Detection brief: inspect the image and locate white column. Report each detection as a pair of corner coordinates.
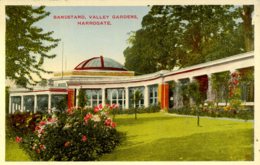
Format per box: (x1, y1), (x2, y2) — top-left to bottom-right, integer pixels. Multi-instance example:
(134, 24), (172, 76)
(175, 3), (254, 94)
(122, 90), (125, 108)
(48, 94), (51, 110)
(207, 74), (213, 102)
(125, 87), (129, 109)
(21, 95), (24, 112)
(102, 88), (106, 106)
(9, 96), (12, 114)
(144, 86), (149, 107)
(189, 77), (194, 106)
(34, 95), (37, 113)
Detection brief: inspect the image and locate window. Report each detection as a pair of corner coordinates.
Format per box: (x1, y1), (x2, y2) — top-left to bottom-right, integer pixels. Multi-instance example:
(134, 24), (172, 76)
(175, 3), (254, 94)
(149, 85), (158, 105)
(37, 95), (48, 113)
(107, 88), (126, 108)
(10, 96), (21, 113)
(51, 94), (67, 112)
(85, 89), (102, 107)
(24, 95), (34, 112)
(129, 87), (144, 108)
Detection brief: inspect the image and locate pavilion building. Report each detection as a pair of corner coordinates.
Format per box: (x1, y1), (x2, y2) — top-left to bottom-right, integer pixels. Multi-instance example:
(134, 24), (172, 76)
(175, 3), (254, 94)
(8, 52), (254, 114)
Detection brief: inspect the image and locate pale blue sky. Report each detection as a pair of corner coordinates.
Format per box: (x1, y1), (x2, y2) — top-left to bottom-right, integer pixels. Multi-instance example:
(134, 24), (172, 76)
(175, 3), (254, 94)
(38, 6), (150, 78)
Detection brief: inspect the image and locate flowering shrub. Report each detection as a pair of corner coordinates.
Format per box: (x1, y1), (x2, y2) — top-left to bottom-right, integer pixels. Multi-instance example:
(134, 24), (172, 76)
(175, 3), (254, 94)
(11, 104), (122, 161)
(6, 112), (43, 137)
(228, 71), (243, 110)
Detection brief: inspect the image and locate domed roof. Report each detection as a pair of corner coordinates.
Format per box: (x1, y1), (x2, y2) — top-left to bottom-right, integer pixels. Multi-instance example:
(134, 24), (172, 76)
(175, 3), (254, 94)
(74, 56), (127, 71)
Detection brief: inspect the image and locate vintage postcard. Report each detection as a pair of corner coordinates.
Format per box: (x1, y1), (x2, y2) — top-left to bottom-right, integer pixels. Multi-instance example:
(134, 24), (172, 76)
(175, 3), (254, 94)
(1, 0), (259, 164)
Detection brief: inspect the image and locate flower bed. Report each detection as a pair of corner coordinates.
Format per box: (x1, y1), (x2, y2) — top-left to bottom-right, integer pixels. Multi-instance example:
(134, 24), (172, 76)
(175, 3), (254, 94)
(7, 105), (123, 161)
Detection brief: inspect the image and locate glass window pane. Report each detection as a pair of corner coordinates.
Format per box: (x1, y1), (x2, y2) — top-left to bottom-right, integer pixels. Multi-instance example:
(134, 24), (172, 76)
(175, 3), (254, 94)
(37, 95), (48, 113)
(24, 95), (34, 112)
(51, 95), (67, 112)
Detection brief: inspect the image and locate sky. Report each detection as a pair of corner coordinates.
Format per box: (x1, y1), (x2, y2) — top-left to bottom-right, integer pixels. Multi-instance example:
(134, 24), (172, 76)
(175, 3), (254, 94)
(37, 6), (150, 79)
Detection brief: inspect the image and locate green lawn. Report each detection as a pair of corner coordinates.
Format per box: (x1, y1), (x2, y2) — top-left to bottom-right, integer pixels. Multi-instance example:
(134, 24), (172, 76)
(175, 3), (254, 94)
(5, 112), (253, 161)
(6, 137), (30, 161)
(100, 112), (253, 161)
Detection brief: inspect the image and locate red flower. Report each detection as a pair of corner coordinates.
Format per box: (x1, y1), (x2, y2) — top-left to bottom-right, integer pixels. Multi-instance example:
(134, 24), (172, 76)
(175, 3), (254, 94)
(67, 108), (73, 114)
(35, 125), (41, 131)
(15, 136), (22, 143)
(111, 122), (117, 128)
(104, 118), (112, 126)
(39, 121), (46, 126)
(94, 104), (103, 113)
(110, 104), (118, 110)
(48, 117), (57, 123)
(82, 135), (87, 142)
(84, 113), (92, 122)
(40, 144), (46, 150)
(64, 141), (71, 147)
(36, 149), (41, 154)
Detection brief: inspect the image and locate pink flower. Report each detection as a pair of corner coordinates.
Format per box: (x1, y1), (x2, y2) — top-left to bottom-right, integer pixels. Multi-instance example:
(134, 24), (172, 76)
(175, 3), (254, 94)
(40, 144), (46, 151)
(67, 108), (73, 114)
(39, 121), (46, 126)
(35, 125), (41, 131)
(82, 135), (87, 142)
(94, 104), (103, 113)
(15, 136), (22, 143)
(36, 148), (41, 154)
(111, 122), (117, 128)
(110, 104), (118, 110)
(104, 118), (112, 126)
(48, 117), (57, 123)
(84, 113), (93, 122)
(64, 141), (71, 147)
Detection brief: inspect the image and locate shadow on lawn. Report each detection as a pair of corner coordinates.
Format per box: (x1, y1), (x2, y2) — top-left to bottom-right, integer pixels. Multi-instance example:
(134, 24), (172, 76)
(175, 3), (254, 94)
(102, 128), (254, 161)
(114, 115), (176, 126)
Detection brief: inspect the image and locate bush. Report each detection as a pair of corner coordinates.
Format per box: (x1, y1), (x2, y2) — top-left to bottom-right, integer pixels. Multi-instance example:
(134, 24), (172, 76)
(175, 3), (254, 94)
(168, 106), (254, 120)
(115, 105), (161, 114)
(9, 105), (123, 161)
(6, 112), (43, 137)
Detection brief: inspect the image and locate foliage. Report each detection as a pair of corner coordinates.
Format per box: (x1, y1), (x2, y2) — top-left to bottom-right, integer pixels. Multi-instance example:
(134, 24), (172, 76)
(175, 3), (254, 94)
(6, 6), (60, 88)
(124, 5), (253, 74)
(116, 105), (161, 114)
(188, 81), (201, 105)
(6, 113), (253, 161)
(178, 81), (190, 107)
(132, 90), (143, 119)
(10, 105), (122, 161)
(168, 106), (253, 120)
(6, 86), (10, 114)
(77, 88), (86, 108)
(228, 71), (242, 110)
(210, 71), (230, 106)
(6, 112), (43, 137)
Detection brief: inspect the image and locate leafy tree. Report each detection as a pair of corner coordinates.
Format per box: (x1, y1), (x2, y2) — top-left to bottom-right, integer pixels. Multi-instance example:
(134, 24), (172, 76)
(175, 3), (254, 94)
(132, 90), (143, 119)
(77, 88), (86, 108)
(188, 81), (202, 126)
(6, 6), (60, 88)
(211, 72), (230, 107)
(124, 5), (254, 74)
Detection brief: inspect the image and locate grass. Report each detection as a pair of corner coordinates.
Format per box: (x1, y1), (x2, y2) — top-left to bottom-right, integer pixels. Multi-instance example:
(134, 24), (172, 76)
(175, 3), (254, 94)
(5, 112), (253, 161)
(100, 112), (253, 161)
(5, 137), (30, 161)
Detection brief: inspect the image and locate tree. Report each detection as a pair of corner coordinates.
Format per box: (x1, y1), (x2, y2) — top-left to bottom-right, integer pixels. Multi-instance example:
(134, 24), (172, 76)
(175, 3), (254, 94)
(124, 5), (254, 74)
(188, 81), (202, 126)
(132, 90), (143, 119)
(77, 88), (86, 108)
(6, 6), (60, 88)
